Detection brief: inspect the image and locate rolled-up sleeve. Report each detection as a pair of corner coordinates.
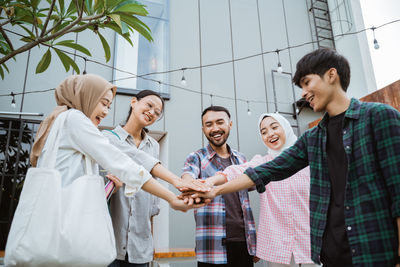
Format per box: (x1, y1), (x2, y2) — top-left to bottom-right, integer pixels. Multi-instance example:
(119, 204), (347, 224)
(68, 111), (152, 196)
(182, 152), (201, 179)
(244, 136), (309, 193)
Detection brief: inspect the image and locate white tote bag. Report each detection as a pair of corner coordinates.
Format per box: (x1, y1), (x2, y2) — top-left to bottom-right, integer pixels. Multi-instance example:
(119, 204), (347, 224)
(5, 111), (116, 267)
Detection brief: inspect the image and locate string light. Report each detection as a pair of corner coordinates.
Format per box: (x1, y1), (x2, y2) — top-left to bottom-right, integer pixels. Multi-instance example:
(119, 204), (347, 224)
(1, 19), (399, 110)
(210, 94), (213, 106)
(180, 68), (187, 86)
(247, 101), (251, 116)
(83, 57), (87, 74)
(276, 49), (283, 73)
(371, 26), (380, 49)
(11, 92), (16, 108)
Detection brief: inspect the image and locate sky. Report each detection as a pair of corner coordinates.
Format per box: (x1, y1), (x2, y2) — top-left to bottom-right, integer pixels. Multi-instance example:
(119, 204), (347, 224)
(359, 0), (400, 89)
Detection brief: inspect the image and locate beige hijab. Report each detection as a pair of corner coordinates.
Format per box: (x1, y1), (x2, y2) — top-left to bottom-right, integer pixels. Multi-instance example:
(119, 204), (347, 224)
(30, 74), (117, 166)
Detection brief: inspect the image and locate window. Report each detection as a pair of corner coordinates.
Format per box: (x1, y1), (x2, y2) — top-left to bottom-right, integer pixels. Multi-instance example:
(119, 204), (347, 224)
(113, 0), (170, 98)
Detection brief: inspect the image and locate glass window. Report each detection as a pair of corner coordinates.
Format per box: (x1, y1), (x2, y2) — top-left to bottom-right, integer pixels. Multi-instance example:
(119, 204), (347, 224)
(113, 0), (169, 97)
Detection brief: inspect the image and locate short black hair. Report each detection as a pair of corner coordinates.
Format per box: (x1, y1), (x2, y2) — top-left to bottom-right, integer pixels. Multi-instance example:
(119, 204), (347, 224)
(125, 90), (164, 123)
(201, 105), (231, 121)
(292, 48), (351, 91)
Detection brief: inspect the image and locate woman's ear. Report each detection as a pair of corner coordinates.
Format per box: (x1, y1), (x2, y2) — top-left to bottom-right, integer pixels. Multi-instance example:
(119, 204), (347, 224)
(130, 97), (138, 108)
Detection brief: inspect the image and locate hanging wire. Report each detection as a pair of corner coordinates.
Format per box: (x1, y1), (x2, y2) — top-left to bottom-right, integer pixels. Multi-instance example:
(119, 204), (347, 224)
(1, 18), (399, 103)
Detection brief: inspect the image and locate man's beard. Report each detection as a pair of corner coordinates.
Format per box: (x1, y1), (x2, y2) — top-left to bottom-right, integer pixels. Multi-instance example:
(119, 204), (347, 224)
(206, 131), (230, 147)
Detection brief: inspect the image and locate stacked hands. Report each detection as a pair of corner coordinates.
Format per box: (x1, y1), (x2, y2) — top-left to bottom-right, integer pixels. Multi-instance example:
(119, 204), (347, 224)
(106, 173), (221, 212)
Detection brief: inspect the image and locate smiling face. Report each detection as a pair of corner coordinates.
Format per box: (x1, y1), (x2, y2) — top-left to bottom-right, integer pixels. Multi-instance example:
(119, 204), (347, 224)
(202, 111), (232, 148)
(260, 116), (286, 151)
(130, 95), (163, 127)
(90, 89), (113, 127)
(299, 69), (337, 113)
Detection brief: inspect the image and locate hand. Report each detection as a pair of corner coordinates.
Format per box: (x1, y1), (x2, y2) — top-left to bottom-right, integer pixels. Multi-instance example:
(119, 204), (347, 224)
(253, 256), (260, 263)
(175, 179), (211, 192)
(169, 195), (209, 212)
(106, 174), (123, 192)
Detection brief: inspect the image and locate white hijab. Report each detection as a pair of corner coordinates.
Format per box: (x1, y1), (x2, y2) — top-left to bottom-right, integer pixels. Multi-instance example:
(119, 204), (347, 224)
(257, 112), (298, 158)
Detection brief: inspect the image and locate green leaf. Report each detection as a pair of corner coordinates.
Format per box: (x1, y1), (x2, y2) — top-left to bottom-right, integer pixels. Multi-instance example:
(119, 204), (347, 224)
(104, 21), (132, 45)
(55, 40), (92, 56)
(98, 32), (110, 62)
(108, 14), (121, 29)
(93, 0), (104, 12)
(0, 65), (4, 80)
(118, 13), (152, 42)
(2, 62), (9, 73)
(65, 0), (77, 16)
(20, 36), (33, 42)
(54, 48), (80, 74)
(113, 2), (148, 16)
(35, 49), (51, 73)
(19, 24), (36, 39)
(30, 0), (40, 9)
(59, 0), (64, 14)
(85, 0), (92, 14)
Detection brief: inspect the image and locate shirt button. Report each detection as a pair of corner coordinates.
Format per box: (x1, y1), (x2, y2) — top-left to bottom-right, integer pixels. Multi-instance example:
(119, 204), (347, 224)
(123, 247), (126, 250)
(345, 146), (351, 151)
(347, 226), (352, 231)
(345, 206), (350, 210)
(351, 249), (356, 254)
(343, 130), (347, 134)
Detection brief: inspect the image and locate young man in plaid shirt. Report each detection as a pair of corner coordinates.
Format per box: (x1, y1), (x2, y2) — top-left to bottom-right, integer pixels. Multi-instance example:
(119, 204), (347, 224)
(193, 48), (400, 267)
(182, 105), (257, 267)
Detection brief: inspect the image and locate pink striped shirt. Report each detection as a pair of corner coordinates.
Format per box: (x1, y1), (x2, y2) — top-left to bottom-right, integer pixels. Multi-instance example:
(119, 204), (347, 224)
(222, 154), (313, 264)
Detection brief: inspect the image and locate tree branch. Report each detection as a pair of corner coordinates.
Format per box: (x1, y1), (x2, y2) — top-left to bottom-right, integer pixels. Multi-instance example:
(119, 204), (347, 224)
(0, 20), (98, 65)
(40, 0), (57, 37)
(0, 26), (14, 51)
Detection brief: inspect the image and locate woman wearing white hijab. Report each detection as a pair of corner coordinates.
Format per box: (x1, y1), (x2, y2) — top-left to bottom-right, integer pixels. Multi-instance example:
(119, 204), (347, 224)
(201, 113), (318, 267)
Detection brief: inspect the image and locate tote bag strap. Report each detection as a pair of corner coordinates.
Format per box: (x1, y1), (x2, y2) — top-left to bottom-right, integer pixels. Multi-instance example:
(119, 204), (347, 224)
(39, 111), (69, 169)
(84, 155), (94, 176)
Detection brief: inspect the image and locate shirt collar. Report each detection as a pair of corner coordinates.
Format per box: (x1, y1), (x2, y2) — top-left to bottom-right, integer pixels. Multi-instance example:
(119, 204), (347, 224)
(318, 98), (360, 129)
(114, 125), (150, 146)
(205, 143), (239, 160)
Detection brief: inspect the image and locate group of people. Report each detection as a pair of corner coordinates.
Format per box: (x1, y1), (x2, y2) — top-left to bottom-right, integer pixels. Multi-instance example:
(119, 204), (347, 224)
(10, 48), (400, 267)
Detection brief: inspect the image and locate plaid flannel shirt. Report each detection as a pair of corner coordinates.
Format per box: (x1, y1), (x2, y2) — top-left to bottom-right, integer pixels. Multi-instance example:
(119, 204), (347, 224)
(182, 144), (257, 264)
(245, 98), (400, 266)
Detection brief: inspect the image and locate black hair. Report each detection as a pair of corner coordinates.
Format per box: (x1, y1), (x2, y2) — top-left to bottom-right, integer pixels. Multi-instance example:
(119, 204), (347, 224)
(292, 48), (351, 92)
(201, 105), (231, 122)
(125, 90), (165, 124)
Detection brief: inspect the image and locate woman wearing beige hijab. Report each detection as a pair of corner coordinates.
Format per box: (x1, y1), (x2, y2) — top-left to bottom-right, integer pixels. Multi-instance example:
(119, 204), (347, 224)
(31, 74), (197, 210)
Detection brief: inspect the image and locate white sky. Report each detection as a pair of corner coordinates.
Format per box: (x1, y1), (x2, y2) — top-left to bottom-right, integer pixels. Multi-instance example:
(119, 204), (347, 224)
(359, 0), (400, 89)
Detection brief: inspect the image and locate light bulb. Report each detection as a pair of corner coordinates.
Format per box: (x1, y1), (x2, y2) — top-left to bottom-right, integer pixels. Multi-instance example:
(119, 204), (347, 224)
(11, 93), (16, 108)
(277, 62), (283, 73)
(373, 39), (380, 49)
(181, 76), (187, 86)
(247, 109), (251, 116)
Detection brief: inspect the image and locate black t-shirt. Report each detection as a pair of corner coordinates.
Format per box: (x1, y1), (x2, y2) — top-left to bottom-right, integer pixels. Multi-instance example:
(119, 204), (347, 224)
(217, 156), (246, 242)
(320, 112), (353, 266)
